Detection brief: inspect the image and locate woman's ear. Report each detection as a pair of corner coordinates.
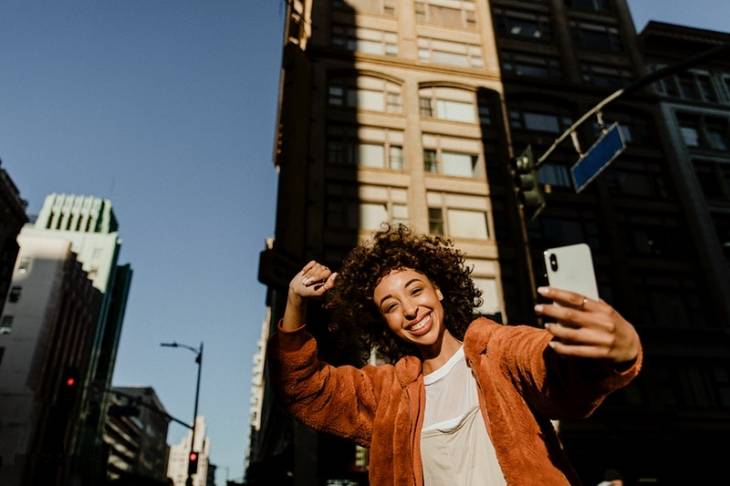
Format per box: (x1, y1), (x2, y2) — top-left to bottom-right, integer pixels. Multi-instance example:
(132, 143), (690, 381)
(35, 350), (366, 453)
(436, 288), (444, 301)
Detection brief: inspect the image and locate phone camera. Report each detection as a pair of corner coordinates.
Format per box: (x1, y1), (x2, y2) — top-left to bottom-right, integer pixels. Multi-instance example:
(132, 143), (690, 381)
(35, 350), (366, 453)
(549, 253), (558, 272)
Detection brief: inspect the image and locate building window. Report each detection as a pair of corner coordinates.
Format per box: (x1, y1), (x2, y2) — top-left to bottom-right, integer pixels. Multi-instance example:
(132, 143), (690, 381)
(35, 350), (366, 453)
(0, 316), (13, 335)
(680, 126), (700, 147)
(678, 113), (730, 152)
(428, 208), (445, 235)
(494, 9), (552, 41)
(529, 209), (601, 249)
(18, 257), (31, 274)
(0, 347), (4, 367)
(422, 133), (483, 177)
(502, 51), (561, 79)
(510, 110), (572, 134)
(327, 126), (404, 170)
(8, 286), (21, 303)
(326, 184), (409, 231)
(332, 25), (398, 56)
(419, 87), (478, 123)
(428, 208), (489, 239)
(448, 209), (489, 239)
(414, 0), (478, 30)
(604, 161), (670, 200)
(360, 202), (389, 230)
(620, 213), (690, 259)
(417, 37), (484, 69)
(565, 0), (610, 12)
(328, 76), (402, 114)
(423, 149), (478, 177)
(571, 22), (622, 52)
(658, 70), (720, 103)
(428, 192), (490, 239)
(334, 0), (395, 16)
(581, 63), (632, 88)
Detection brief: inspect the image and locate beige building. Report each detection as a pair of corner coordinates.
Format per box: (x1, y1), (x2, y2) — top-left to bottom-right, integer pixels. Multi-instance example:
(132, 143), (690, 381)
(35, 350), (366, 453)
(0, 233), (100, 486)
(251, 0), (510, 484)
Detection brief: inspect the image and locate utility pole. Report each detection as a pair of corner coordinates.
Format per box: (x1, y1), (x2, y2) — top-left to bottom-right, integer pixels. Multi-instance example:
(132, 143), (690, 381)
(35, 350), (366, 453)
(161, 341), (203, 486)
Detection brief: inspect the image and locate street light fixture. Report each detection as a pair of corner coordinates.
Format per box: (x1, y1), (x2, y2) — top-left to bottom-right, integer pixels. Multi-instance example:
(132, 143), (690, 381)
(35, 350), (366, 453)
(161, 340), (203, 486)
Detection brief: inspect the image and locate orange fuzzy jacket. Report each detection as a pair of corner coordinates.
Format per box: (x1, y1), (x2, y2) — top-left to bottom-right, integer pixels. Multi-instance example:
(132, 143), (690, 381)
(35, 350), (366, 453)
(270, 317), (642, 485)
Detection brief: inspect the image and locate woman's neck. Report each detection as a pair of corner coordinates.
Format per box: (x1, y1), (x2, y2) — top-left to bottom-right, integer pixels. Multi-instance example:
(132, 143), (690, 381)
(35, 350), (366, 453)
(421, 330), (462, 375)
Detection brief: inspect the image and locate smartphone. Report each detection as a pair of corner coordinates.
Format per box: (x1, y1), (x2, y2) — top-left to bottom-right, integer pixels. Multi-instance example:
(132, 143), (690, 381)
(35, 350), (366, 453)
(543, 243), (599, 301)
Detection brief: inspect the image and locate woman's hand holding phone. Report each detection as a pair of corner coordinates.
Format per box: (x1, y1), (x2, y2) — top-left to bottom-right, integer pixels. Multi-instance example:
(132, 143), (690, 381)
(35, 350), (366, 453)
(534, 287), (641, 366)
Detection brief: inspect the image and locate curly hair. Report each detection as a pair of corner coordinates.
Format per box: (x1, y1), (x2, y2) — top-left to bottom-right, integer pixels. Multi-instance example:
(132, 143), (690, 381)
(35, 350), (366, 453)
(326, 224), (482, 363)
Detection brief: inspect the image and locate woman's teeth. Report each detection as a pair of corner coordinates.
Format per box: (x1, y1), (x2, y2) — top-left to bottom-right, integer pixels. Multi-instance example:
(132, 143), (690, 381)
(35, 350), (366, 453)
(410, 315), (430, 331)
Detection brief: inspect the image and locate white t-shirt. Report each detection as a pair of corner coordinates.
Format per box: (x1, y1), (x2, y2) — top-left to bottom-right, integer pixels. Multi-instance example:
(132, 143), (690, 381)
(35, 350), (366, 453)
(421, 346), (507, 485)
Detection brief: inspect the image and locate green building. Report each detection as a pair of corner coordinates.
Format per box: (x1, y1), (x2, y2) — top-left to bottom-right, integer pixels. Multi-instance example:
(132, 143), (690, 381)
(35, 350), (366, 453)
(24, 193), (133, 485)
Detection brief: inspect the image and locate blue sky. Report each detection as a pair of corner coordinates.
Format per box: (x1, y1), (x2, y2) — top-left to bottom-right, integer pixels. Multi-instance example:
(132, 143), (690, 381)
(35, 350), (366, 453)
(0, 1), (726, 484)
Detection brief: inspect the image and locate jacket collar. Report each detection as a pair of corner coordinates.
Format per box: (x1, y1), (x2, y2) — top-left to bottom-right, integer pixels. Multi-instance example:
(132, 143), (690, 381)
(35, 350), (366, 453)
(393, 317), (494, 386)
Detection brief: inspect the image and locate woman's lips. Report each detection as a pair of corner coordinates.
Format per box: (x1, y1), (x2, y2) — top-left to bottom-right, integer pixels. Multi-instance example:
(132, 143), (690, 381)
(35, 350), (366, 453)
(406, 313), (432, 337)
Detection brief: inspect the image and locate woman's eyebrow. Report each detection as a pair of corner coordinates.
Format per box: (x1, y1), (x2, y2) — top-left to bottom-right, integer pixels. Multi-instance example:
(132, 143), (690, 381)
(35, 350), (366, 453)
(405, 278), (423, 288)
(378, 294), (394, 307)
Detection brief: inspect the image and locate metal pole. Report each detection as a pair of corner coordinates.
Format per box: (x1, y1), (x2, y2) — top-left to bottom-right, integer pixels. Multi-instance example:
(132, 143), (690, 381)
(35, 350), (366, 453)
(187, 342), (203, 486)
(536, 42), (730, 167)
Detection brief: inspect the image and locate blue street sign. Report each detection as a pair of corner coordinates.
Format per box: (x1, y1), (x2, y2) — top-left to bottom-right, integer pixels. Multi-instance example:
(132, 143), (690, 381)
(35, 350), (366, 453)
(571, 122), (626, 193)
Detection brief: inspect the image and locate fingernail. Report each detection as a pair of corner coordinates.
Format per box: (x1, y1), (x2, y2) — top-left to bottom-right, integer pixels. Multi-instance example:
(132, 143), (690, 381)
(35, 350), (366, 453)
(537, 287), (549, 296)
(544, 322), (553, 329)
(534, 304), (543, 313)
(548, 341), (557, 348)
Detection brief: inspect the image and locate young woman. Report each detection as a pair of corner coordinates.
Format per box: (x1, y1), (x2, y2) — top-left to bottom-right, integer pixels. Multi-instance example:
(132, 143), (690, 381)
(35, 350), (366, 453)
(271, 226), (641, 485)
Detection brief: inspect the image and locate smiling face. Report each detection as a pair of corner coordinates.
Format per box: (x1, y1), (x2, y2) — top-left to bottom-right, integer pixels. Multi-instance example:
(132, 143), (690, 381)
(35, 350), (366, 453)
(373, 268), (447, 356)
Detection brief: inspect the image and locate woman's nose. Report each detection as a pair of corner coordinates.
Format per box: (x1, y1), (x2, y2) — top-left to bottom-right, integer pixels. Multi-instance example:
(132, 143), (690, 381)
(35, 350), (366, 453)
(402, 299), (418, 318)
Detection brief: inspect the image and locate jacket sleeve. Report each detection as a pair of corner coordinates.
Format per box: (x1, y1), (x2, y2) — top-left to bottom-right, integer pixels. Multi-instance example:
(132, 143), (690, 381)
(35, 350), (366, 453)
(492, 323), (642, 419)
(268, 324), (384, 447)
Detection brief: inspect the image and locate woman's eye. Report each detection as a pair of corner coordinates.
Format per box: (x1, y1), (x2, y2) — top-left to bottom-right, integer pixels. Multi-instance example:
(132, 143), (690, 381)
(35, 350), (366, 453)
(385, 303), (397, 313)
(411, 288), (422, 295)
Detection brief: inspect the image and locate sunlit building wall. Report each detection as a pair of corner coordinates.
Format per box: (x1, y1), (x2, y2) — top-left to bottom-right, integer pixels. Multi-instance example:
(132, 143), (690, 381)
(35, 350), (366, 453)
(0, 233), (100, 486)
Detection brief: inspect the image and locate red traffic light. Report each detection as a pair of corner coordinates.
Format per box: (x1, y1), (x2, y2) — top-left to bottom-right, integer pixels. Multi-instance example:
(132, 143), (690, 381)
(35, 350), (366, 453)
(188, 451), (199, 474)
(65, 376), (76, 387)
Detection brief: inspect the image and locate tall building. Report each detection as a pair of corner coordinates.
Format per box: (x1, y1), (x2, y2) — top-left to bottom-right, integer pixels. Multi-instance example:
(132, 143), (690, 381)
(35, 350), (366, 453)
(21, 193), (133, 484)
(635, 19), (730, 481)
(166, 416), (212, 486)
(0, 159), (28, 317)
(0, 233), (101, 486)
(104, 386), (171, 483)
(251, 1), (509, 484)
(489, 2), (730, 482)
(249, 1), (730, 484)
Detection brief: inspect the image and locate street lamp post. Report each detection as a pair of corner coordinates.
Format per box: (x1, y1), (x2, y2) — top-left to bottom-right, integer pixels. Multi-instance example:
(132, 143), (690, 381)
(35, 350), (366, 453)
(161, 341), (203, 486)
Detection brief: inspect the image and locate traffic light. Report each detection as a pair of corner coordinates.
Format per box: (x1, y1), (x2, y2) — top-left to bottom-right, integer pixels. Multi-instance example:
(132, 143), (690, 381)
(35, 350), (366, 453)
(188, 451), (199, 474)
(511, 146), (546, 219)
(58, 366), (80, 408)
